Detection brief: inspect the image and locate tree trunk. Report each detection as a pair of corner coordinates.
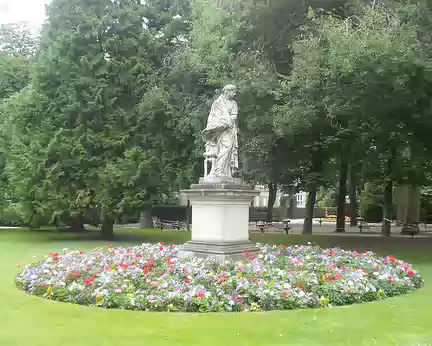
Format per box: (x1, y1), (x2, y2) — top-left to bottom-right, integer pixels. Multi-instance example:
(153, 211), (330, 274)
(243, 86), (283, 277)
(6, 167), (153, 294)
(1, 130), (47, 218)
(336, 157), (348, 232)
(69, 214), (86, 232)
(101, 218), (114, 239)
(266, 182), (278, 222)
(348, 165), (358, 227)
(139, 210), (153, 229)
(303, 189), (317, 235)
(381, 153), (395, 237)
(381, 179), (393, 236)
(397, 185), (421, 235)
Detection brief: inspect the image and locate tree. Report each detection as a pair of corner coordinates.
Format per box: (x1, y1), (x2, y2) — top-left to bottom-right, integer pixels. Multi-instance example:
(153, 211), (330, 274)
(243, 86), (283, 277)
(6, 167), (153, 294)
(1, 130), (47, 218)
(280, 2), (432, 236)
(0, 23), (37, 101)
(6, 0), (196, 236)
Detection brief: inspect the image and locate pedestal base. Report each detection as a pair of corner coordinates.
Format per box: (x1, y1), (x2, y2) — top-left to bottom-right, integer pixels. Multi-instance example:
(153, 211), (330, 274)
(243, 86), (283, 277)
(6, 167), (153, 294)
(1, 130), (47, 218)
(180, 182), (259, 264)
(179, 240), (259, 264)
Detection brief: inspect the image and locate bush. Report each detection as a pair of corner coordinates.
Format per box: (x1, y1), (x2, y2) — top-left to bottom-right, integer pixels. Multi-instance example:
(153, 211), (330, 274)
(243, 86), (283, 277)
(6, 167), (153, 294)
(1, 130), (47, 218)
(359, 183), (386, 222)
(0, 203), (24, 226)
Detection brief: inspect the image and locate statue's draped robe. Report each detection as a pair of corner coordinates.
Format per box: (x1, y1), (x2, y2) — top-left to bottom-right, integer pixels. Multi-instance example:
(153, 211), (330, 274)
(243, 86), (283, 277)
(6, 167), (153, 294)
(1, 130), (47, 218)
(202, 96), (238, 179)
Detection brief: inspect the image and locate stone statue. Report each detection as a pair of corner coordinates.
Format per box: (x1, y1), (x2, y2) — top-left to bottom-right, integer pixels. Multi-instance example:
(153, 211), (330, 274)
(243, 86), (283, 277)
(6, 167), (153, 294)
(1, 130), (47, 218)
(202, 84), (239, 182)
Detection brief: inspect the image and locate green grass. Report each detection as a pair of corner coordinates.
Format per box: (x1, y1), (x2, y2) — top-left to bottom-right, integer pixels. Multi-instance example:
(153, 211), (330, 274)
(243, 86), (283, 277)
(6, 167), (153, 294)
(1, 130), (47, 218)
(1, 228), (432, 346)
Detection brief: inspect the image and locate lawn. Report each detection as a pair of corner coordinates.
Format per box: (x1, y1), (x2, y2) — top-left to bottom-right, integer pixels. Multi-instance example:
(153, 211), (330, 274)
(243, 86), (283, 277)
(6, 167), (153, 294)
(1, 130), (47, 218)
(1, 229), (431, 346)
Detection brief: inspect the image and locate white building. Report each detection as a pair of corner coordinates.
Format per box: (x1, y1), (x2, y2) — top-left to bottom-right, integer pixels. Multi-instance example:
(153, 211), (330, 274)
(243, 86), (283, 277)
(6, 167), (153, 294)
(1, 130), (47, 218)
(251, 185), (307, 208)
(179, 185), (308, 208)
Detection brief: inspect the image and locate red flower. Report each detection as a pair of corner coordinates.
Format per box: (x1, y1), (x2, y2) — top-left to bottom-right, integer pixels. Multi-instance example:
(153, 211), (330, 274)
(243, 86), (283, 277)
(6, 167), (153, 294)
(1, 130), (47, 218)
(283, 290), (290, 297)
(170, 244), (175, 248)
(104, 266), (111, 271)
(329, 250), (335, 256)
(335, 274), (341, 280)
(183, 268), (188, 274)
(84, 277), (95, 285)
(143, 268), (150, 274)
(16, 264), (23, 269)
(160, 242), (165, 245)
(159, 247), (164, 251)
(136, 254), (142, 259)
(197, 291), (205, 299)
(281, 245), (287, 250)
(53, 257), (60, 262)
(296, 285), (305, 290)
(161, 272), (165, 276)
(120, 263), (128, 269)
(107, 244), (113, 248)
(408, 271), (416, 277)
(185, 278), (190, 284)
(79, 251), (85, 255)
(245, 251), (251, 257)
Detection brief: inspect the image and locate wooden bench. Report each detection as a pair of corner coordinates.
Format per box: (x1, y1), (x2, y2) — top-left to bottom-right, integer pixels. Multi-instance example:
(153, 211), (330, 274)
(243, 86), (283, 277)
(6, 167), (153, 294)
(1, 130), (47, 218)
(358, 218), (372, 232)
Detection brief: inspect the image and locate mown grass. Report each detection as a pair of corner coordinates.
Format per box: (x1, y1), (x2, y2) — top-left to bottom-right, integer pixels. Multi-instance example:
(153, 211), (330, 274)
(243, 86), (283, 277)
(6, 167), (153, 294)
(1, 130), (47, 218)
(1, 228), (431, 346)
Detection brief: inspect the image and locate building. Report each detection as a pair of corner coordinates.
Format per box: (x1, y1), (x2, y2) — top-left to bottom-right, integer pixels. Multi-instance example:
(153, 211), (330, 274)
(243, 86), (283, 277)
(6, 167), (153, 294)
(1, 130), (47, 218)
(251, 185), (307, 208)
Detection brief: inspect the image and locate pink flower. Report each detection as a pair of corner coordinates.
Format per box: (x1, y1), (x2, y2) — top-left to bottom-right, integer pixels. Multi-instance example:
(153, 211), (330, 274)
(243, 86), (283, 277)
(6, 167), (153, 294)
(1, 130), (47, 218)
(168, 268), (174, 273)
(408, 271), (415, 277)
(114, 288), (122, 294)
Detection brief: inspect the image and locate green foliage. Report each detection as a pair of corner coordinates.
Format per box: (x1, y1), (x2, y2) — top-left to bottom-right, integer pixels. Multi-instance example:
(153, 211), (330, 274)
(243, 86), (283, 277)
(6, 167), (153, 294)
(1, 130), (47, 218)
(4, 0), (197, 231)
(359, 183), (385, 222)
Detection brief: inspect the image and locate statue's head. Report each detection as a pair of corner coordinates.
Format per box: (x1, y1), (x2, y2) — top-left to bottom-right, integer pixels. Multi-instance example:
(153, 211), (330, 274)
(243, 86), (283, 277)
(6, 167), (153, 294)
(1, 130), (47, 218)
(222, 84), (237, 100)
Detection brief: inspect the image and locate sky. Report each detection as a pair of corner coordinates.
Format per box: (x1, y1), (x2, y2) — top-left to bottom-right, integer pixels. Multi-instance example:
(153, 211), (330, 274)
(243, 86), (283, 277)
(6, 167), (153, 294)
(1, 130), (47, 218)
(0, 0), (50, 27)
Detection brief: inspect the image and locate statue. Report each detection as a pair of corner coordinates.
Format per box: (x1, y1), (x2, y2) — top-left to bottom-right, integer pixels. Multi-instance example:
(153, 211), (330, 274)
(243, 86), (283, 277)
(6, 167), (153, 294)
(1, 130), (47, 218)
(202, 84), (239, 182)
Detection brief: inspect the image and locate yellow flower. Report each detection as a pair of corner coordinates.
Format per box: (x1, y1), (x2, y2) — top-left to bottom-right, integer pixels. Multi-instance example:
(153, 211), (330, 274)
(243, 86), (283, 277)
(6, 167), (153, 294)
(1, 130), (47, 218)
(44, 285), (53, 298)
(250, 302), (260, 311)
(320, 296), (330, 306)
(96, 295), (104, 304)
(237, 273), (243, 279)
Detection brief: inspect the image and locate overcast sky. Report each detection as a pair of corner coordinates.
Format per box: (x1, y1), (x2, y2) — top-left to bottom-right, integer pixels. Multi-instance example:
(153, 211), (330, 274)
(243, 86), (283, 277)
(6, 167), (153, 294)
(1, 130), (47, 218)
(0, 0), (50, 27)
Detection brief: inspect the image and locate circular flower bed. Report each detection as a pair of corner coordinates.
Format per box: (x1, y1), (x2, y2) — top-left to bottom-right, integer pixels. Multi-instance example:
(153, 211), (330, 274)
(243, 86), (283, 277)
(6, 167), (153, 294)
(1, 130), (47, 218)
(16, 243), (423, 312)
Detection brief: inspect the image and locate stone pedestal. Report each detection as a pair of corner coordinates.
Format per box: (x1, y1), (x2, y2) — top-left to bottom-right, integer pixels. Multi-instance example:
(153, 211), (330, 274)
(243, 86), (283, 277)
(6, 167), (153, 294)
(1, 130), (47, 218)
(179, 182), (259, 264)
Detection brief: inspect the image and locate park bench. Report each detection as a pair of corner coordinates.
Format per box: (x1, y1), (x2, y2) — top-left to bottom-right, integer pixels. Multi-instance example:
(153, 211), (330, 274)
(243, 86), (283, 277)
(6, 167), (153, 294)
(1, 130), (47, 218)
(275, 221), (292, 234)
(255, 220), (292, 234)
(358, 218), (372, 232)
(154, 220), (188, 231)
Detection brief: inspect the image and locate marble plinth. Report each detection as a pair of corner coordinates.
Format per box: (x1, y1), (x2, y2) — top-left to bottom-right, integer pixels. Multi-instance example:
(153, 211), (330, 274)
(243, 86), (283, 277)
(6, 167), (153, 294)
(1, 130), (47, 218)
(179, 182), (259, 264)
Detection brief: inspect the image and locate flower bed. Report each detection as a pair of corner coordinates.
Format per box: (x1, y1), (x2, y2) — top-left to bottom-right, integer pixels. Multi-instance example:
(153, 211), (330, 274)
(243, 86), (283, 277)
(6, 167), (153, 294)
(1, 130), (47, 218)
(16, 243), (423, 312)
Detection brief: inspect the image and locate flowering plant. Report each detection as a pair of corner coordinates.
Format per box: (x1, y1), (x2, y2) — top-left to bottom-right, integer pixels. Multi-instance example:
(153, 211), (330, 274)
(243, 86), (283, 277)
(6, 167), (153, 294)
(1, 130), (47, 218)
(16, 243), (423, 312)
